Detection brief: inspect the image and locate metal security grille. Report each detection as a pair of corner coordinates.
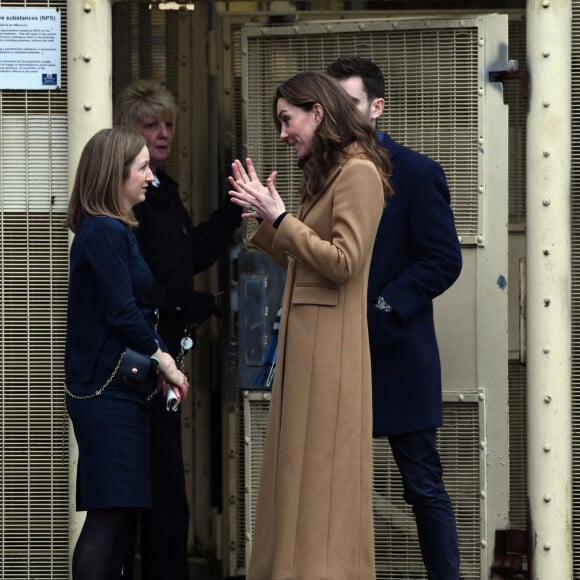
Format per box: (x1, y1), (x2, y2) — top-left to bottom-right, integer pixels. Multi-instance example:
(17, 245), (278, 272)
(508, 359), (527, 531)
(506, 15), (527, 224)
(239, 16), (511, 578)
(244, 395), (482, 579)
(242, 18), (483, 243)
(0, 1), (69, 578)
(571, 1), (580, 577)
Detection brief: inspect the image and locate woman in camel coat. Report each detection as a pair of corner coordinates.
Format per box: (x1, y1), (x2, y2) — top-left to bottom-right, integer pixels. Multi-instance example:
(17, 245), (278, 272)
(229, 71), (392, 580)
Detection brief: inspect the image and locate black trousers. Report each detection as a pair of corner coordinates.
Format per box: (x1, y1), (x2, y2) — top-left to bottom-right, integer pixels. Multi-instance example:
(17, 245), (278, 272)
(388, 429), (460, 580)
(123, 394), (190, 580)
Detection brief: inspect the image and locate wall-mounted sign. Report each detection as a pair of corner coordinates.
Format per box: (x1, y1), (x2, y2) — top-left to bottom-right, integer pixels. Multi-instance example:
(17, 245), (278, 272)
(0, 8), (61, 90)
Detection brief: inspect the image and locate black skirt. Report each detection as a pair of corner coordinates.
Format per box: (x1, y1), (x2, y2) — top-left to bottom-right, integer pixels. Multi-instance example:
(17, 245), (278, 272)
(67, 386), (152, 511)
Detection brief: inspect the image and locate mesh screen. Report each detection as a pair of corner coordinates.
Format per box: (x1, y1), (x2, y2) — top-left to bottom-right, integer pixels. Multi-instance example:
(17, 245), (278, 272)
(572, 1), (580, 577)
(242, 19), (482, 241)
(0, 1), (69, 577)
(238, 16), (500, 578)
(244, 396), (482, 579)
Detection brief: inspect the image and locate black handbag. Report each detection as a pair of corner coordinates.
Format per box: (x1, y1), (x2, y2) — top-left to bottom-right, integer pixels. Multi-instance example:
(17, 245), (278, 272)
(119, 347), (156, 390)
(65, 347), (156, 400)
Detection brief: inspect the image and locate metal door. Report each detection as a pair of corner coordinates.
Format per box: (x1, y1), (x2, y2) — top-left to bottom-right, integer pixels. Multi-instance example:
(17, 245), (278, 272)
(237, 14), (510, 580)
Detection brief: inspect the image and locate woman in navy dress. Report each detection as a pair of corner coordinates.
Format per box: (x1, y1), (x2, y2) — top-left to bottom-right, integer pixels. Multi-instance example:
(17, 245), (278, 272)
(64, 127), (189, 580)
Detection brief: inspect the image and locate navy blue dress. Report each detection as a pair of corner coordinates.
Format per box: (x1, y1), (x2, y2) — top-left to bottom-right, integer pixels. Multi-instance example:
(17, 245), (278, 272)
(65, 216), (161, 511)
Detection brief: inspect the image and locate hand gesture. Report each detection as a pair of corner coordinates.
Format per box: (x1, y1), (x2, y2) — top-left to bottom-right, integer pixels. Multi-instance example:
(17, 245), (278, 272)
(228, 158), (286, 224)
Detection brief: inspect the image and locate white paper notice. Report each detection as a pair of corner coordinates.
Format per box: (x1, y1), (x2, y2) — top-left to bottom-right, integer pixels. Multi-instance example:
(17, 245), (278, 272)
(0, 8), (61, 90)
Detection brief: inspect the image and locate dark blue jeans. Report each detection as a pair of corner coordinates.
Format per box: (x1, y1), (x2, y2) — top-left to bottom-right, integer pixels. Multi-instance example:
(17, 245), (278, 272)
(388, 429), (460, 580)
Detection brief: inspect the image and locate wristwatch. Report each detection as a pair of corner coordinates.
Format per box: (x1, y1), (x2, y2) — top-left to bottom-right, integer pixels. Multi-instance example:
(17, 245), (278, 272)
(375, 296), (392, 313)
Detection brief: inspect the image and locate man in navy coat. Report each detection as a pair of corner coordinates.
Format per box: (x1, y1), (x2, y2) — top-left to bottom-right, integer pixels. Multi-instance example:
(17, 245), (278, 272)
(328, 57), (463, 580)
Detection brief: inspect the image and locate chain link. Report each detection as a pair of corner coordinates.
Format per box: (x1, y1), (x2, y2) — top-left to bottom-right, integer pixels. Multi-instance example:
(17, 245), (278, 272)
(63, 350), (126, 400)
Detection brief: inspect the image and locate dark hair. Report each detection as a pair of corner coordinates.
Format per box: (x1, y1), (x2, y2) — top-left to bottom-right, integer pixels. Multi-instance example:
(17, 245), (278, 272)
(326, 56), (385, 102)
(114, 79), (177, 128)
(67, 127), (146, 232)
(272, 71), (392, 200)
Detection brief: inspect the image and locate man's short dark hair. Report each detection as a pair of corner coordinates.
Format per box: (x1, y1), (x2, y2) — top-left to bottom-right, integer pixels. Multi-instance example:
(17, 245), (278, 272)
(326, 56), (385, 102)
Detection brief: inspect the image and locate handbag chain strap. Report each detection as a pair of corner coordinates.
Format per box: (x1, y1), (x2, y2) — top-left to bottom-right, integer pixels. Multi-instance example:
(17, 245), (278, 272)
(63, 350), (126, 400)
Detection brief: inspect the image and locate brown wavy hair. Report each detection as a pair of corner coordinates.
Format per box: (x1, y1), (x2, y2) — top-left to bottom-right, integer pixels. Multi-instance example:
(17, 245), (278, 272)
(272, 71), (392, 201)
(67, 127), (146, 232)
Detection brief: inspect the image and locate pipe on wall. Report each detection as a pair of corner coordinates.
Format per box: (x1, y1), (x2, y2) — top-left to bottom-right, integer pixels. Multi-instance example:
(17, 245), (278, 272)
(526, 0), (572, 577)
(66, 0), (114, 567)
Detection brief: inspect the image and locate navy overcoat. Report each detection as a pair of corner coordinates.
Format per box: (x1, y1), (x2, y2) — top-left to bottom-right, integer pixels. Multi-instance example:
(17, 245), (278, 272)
(368, 132), (463, 437)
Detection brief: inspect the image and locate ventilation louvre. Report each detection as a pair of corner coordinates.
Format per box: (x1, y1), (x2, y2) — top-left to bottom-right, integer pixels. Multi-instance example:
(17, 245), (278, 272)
(0, 1), (69, 577)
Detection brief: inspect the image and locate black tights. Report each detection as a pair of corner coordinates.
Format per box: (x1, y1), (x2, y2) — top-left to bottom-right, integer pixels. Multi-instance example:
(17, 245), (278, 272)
(72, 508), (137, 580)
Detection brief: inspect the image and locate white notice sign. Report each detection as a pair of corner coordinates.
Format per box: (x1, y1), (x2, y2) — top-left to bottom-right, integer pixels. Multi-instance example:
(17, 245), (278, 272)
(0, 8), (61, 90)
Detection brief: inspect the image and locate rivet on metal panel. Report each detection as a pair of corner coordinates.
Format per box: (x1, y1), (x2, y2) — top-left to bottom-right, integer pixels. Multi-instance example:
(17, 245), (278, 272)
(480, 490), (486, 499)
(543, 443), (552, 452)
(543, 100), (551, 108)
(478, 38), (484, 47)
(478, 137), (484, 145)
(477, 235), (484, 244)
(358, 23), (366, 30)
(459, 20), (466, 27)
(83, 3), (92, 13)
(544, 494), (552, 502)
(325, 25), (332, 32)
(243, 390), (249, 398)
(478, 86), (484, 96)
(544, 395), (552, 404)
(543, 543), (551, 551)
(479, 441), (485, 450)
(82, 54), (91, 63)
(543, 344), (551, 353)
(543, 249), (550, 256)
(543, 150), (550, 157)
(478, 393), (484, 401)
(478, 186), (484, 194)
(542, 0), (551, 7)
(542, 49), (551, 58)
(244, 437), (250, 446)
(542, 198), (551, 207)
(481, 540), (487, 548)
(84, 103), (92, 111)
(457, 393), (465, 401)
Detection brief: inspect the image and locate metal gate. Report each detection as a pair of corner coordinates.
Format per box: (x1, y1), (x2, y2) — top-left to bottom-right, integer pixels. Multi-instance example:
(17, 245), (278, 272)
(237, 14), (510, 579)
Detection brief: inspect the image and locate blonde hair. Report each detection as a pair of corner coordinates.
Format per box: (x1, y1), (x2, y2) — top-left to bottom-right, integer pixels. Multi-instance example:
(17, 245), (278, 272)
(67, 127), (146, 232)
(114, 79), (177, 128)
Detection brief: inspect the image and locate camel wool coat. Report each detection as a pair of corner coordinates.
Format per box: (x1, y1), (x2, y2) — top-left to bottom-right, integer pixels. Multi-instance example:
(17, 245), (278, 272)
(247, 153), (384, 580)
